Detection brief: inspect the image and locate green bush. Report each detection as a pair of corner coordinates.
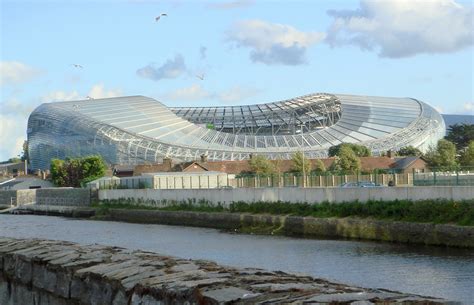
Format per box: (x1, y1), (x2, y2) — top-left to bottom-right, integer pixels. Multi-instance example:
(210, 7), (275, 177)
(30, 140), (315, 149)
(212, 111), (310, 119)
(94, 198), (474, 226)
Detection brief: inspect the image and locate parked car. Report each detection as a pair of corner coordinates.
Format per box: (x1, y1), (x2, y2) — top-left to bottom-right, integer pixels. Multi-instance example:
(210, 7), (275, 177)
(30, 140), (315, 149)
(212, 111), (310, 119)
(339, 181), (383, 187)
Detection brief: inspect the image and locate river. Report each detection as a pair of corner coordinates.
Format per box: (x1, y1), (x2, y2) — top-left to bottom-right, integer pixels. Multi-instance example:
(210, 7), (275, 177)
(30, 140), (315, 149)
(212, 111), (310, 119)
(0, 214), (473, 304)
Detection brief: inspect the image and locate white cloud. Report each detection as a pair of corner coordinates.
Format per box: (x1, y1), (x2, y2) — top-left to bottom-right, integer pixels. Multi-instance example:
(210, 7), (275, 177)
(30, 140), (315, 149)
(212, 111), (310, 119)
(162, 84), (259, 104)
(463, 102), (474, 114)
(226, 19), (326, 65)
(137, 54), (187, 81)
(0, 61), (42, 86)
(216, 86), (260, 104)
(199, 46), (207, 60)
(0, 84), (123, 160)
(326, 0), (474, 58)
(0, 114), (27, 161)
(434, 105), (444, 114)
(164, 84), (211, 101)
(88, 84), (122, 99)
(41, 90), (80, 103)
(207, 0), (254, 10)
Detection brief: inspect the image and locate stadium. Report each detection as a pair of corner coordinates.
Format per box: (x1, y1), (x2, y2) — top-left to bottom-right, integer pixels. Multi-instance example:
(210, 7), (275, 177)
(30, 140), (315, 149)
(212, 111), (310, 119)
(27, 93), (445, 170)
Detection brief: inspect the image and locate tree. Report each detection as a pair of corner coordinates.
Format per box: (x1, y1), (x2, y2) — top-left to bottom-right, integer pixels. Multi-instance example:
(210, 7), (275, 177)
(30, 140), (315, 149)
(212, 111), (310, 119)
(328, 143), (371, 157)
(460, 140), (474, 167)
(330, 146), (361, 172)
(291, 151), (312, 174)
(397, 146), (423, 157)
(445, 124), (474, 151)
(312, 159), (326, 173)
(81, 155), (107, 184)
(50, 159), (67, 186)
(21, 140), (29, 162)
(248, 155), (274, 175)
(425, 139), (458, 170)
(50, 155), (106, 187)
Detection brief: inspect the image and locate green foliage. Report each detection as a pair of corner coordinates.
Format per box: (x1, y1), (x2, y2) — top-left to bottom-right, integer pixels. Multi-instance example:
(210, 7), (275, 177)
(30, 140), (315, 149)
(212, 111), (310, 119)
(460, 140), (474, 166)
(98, 198), (474, 226)
(21, 140), (29, 162)
(312, 159), (326, 173)
(330, 146), (361, 173)
(397, 146), (423, 157)
(328, 143), (371, 157)
(50, 159), (67, 186)
(425, 139), (458, 170)
(80, 155), (107, 184)
(228, 199), (474, 226)
(50, 155), (106, 187)
(291, 151), (312, 174)
(445, 123), (474, 151)
(249, 155), (275, 175)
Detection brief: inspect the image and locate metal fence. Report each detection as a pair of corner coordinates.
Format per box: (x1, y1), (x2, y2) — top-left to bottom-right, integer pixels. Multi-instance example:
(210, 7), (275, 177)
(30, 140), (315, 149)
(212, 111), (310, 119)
(235, 171), (410, 188)
(94, 167), (474, 190)
(413, 167), (474, 186)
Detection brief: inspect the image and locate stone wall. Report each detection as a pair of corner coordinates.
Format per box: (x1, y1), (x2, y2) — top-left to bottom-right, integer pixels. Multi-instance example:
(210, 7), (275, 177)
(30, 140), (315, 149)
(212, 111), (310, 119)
(0, 237), (448, 305)
(36, 188), (90, 206)
(104, 209), (474, 248)
(1, 188), (90, 207)
(0, 190), (36, 206)
(99, 186), (474, 206)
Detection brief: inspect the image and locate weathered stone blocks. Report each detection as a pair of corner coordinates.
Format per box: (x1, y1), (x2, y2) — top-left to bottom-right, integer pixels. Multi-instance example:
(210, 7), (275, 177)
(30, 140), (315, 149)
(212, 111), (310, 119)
(0, 237), (452, 305)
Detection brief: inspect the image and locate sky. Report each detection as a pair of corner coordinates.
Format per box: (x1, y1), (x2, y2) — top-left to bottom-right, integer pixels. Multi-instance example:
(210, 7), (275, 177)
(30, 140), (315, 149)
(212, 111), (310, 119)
(1, 0), (473, 161)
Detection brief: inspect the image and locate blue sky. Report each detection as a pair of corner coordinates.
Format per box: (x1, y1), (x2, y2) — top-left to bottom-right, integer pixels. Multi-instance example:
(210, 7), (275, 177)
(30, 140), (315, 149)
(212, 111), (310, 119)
(1, 0), (473, 160)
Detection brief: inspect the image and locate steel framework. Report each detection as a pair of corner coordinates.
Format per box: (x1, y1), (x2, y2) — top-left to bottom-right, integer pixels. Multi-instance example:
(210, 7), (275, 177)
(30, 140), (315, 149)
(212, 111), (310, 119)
(27, 93), (445, 170)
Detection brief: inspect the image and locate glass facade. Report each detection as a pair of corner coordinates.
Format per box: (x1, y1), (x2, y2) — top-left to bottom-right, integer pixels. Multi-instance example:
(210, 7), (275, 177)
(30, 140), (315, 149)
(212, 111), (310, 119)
(28, 93), (446, 170)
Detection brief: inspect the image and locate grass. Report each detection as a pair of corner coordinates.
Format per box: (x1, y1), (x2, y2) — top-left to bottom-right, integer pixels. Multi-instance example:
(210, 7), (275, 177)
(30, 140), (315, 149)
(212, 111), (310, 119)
(94, 198), (474, 226)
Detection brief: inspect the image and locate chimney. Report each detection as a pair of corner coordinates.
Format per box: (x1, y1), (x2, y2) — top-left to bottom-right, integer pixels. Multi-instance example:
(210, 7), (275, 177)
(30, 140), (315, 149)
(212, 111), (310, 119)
(387, 150), (393, 159)
(163, 157), (173, 170)
(200, 154), (208, 163)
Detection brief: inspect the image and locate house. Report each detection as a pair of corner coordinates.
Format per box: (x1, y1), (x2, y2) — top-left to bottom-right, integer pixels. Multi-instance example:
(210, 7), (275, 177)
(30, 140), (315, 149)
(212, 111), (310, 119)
(0, 162), (27, 177)
(390, 156), (427, 173)
(131, 154), (427, 176)
(0, 177), (53, 190)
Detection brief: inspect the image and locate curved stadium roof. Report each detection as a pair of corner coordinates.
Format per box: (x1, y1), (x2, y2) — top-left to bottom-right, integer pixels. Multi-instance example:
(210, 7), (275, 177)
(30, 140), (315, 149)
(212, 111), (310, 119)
(27, 93), (445, 170)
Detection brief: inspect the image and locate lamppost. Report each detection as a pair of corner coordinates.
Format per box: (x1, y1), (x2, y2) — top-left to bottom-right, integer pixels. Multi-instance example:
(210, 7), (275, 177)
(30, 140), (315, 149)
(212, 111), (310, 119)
(298, 123), (306, 188)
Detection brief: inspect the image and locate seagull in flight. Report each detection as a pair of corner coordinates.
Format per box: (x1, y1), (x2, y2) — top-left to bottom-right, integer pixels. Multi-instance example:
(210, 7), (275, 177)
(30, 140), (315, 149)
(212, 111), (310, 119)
(155, 13), (167, 21)
(196, 74), (204, 80)
(71, 64), (83, 69)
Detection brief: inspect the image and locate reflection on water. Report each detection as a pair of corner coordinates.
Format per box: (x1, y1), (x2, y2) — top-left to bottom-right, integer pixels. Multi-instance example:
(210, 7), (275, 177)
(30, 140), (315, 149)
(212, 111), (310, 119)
(0, 215), (473, 304)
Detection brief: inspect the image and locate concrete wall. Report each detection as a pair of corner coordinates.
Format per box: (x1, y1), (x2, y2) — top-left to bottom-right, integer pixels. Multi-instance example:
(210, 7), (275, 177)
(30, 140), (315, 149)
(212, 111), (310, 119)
(36, 188), (90, 206)
(104, 209), (474, 248)
(99, 186), (474, 206)
(0, 190), (36, 206)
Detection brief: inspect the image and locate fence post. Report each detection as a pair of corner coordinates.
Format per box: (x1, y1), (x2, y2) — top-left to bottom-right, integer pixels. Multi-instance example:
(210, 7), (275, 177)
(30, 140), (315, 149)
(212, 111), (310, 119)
(433, 170), (437, 186)
(456, 169), (459, 186)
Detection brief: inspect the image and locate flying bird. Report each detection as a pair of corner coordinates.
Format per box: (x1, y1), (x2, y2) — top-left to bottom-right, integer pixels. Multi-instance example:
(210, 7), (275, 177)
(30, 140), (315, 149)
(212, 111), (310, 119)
(71, 64), (83, 69)
(196, 74), (204, 80)
(155, 13), (167, 21)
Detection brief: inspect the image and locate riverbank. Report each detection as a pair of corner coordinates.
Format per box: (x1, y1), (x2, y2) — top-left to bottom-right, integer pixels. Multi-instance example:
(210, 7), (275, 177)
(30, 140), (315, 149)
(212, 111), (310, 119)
(11, 203), (474, 248)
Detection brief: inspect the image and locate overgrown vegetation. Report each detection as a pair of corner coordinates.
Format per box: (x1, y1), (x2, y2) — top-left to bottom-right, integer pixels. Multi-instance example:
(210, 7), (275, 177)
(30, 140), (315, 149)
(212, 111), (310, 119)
(51, 155), (106, 187)
(291, 151), (312, 174)
(248, 155), (275, 175)
(95, 198), (474, 226)
(328, 143), (371, 157)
